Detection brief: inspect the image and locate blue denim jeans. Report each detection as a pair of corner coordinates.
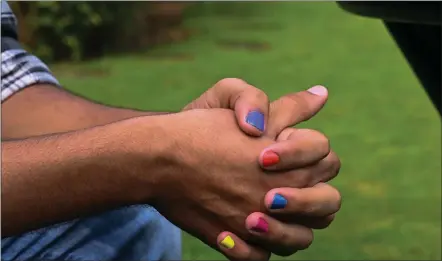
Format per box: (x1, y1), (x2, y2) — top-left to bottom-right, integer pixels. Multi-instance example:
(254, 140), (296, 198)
(2, 205), (182, 261)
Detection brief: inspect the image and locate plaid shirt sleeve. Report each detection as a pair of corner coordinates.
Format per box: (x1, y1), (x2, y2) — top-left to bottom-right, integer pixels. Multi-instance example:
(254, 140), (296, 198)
(1, 0), (61, 102)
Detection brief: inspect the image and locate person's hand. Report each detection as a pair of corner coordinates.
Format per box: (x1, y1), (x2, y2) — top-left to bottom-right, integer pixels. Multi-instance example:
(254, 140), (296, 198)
(182, 78), (273, 137)
(182, 78), (330, 153)
(218, 183), (341, 260)
(183, 78), (341, 259)
(132, 107), (339, 260)
(213, 88), (342, 260)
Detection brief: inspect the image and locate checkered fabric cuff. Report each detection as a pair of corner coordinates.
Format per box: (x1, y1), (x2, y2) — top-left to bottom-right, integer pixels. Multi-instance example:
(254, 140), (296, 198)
(1, 49), (61, 101)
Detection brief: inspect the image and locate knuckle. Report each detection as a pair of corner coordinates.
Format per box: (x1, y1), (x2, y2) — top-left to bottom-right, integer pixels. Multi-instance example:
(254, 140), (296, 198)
(325, 184), (342, 213)
(271, 225), (298, 257)
(304, 129), (330, 158)
(274, 248), (297, 257)
(273, 232), (299, 256)
(279, 96), (303, 114)
(247, 251), (272, 261)
(314, 131), (331, 157)
(333, 153), (342, 177)
(260, 251), (272, 261)
(314, 214), (336, 229)
(327, 213), (337, 223)
(253, 89), (269, 103)
(273, 227), (314, 256)
(299, 229), (314, 250)
(323, 150), (341, 180)
(303, 129), (331, 159)
(292, 172), (311, 188)
(235, 248), (255, 261)
(324, 213), (336, 225)
(312, 183), (341, 214)
(333, 188), (343, 213)
(215, 78), (247, 88)
(276, 128), (295, 141)
(283, 95), (310, 121)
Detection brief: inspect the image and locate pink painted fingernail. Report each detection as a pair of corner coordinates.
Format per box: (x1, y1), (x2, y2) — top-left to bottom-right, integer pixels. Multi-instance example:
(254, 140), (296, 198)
(307, 85), (328, 96)
(250, 217), (269, 233)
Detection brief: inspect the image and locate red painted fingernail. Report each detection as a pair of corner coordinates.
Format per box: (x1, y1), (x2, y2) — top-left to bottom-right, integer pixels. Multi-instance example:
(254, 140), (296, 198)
(251, 217), (269, 233)
(262, 150), (279, 167)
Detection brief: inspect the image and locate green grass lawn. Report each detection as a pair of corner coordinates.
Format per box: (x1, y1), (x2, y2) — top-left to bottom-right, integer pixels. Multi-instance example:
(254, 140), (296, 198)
(52, 2), (441, 260)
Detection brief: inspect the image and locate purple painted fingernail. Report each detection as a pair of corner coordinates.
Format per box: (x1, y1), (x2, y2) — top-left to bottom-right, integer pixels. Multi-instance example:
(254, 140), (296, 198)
(246, 110), (265, 132)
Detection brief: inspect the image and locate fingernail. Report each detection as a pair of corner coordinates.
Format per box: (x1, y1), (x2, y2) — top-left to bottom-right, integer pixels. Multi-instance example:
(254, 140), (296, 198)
(246, 110), (265, 132)
(251, 217), (269, 233)
(262, 150), (279, 167)
(307, 85), (328, 96)
(270, 193), (287, 209)
(220, 235), (235, 249)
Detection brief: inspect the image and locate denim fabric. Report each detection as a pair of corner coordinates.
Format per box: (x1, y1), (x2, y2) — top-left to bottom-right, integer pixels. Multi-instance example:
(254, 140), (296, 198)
(2, 206), (182, 261)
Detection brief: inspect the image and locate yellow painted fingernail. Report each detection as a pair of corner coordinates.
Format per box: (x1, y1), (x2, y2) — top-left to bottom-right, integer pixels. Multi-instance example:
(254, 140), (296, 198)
(220, 235), (235, 249)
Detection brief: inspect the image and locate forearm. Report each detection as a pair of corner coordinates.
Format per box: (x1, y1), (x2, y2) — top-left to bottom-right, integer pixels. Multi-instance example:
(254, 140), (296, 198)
(2, 84), (173, 140)
(1, 0), (169, 237)
(1, 116), (166, 237)
(1, 0), (171, 140)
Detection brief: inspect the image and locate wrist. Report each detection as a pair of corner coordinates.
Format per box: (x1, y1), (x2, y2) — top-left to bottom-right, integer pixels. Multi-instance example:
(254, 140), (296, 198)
(108, 115), (176, 205)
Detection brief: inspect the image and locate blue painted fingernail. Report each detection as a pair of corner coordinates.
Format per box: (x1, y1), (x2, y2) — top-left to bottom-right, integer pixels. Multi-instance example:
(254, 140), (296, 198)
(246, 110), (265, 132)
(270, 194), (287, 209)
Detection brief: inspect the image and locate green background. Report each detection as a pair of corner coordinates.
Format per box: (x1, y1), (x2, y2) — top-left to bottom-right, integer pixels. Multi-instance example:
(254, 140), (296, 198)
(51, 2), (441, 260)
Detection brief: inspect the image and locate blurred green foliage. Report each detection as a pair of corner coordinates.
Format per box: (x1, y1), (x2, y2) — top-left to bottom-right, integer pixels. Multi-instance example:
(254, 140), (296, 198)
(11, 1), (189, 62)
(10, 2), (190, 62)
(11, 2), (132, 62)
(34, 2), (116, 61)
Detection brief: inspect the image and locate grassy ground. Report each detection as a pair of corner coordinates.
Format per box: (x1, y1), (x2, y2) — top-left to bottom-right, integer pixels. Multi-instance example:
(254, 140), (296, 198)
(52, 2), (441, 260)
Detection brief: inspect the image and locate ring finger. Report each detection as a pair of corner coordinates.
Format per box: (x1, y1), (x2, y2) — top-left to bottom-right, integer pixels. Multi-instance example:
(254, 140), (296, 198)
(245, 212), (314, 257)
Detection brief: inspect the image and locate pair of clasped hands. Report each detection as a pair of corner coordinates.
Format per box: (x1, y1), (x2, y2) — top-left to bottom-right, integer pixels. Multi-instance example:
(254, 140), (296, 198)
(155, 78), (341, 261)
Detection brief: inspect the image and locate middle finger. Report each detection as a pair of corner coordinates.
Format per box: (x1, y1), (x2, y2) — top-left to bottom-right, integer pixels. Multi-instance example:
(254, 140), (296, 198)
(259, 128), (330, 171)
(264, 183), (342, 216)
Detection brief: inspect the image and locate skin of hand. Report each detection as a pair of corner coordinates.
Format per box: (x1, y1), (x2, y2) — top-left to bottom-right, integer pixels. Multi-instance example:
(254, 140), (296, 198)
(184, 79), (342, 260)
(2, 79), (341, 258)
(218, 183), (341, 260)
(130, 106), (340, 261)
(183, 78), (272, 137)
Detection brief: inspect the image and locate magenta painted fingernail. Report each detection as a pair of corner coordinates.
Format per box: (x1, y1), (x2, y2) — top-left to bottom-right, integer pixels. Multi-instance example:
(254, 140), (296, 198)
(251, 217), (269, 233)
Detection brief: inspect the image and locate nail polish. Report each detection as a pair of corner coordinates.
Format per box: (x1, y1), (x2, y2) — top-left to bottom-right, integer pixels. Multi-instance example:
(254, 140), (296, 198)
(251, 217), (269, 233)
(220, 235), (235, 249)
(307, 85), (327, 96)
(270, 193), (287, 209)
(262, 150), (279, 167)
(246, 110), (265, 132)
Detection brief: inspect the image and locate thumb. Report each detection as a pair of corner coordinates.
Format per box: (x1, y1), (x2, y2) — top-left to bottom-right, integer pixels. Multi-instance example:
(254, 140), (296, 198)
(266, 85), (329, 139)
(183, 78), (270, 137)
